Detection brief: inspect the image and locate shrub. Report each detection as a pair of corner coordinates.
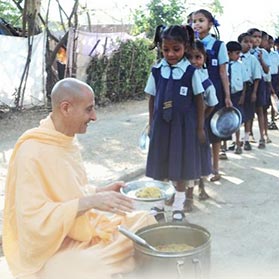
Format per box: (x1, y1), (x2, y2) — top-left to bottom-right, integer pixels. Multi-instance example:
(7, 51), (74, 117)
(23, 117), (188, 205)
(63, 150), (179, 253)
(86, 38), (156, 106)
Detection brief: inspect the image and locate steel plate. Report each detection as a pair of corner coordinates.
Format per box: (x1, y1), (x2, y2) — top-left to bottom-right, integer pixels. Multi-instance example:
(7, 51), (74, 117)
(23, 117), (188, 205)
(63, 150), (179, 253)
(210, 106), (242, 138)
(120, 180), (175, 202)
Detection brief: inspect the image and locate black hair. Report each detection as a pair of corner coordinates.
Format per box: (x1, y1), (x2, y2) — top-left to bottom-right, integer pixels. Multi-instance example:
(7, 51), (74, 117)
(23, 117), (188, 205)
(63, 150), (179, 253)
(189, 40), (207, 57)
(149, 24), (166, 51)
(193, 9), (220, 39)
(274, 37), (279, 44)
(237, 32), (251, 43)
(187, 12), (193, 25)
(268, 35), (274, 41)
(150, 24), (195, 58)
(187, 40), (208, 68)
(226, 41), (242, 52)
(261, 30), (269, 39)
(247, 28), (261, 36)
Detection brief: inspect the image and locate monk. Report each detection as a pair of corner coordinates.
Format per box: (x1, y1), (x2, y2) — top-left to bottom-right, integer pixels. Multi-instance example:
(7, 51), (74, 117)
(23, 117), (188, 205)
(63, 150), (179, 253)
(3, 78), (156, 279)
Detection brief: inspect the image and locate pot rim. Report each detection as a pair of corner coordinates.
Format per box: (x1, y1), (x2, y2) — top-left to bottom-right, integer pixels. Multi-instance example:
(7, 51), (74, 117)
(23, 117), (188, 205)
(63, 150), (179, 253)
(135, 222), (211, 258)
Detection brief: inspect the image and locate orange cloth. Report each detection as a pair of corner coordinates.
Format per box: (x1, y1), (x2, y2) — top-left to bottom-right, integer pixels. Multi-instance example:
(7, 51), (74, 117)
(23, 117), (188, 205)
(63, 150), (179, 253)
(3, 115), (156, 279)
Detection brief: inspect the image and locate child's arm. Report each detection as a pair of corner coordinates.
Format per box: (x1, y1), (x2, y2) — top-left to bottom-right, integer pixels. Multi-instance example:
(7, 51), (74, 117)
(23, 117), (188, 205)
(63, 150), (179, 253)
(205, 106), (214, 118)
(219, 63), (232, 107)
(239, 82), (246, 106)
(251, 79), (260, 103)
(269, 81), (276, 96)
(258, 51), (269, 74)
(148, 96), (155, 127)
(195, 94), (206, 144)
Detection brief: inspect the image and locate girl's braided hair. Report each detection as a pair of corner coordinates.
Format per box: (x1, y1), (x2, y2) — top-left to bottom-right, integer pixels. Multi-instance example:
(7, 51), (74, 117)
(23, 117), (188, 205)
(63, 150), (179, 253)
(194, 9), (220, 39)
(149, 24), (195, 59)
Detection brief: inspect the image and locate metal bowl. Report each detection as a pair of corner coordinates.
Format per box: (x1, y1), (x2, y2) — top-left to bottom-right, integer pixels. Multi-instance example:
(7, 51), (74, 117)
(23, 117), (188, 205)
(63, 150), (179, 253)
(120, 180), (175, 202)
(210, 106), (242, 138)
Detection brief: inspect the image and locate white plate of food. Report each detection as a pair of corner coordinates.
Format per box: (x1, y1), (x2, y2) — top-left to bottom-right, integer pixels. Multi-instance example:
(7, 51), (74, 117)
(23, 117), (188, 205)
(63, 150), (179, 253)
(121, 180), (175, 202)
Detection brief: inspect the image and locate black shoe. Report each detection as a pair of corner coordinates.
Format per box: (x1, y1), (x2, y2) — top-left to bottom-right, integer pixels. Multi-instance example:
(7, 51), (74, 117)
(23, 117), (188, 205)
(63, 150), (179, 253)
(244, 141), (252, 151)
(172, 210), (185, 222)
(268, 121), (278, 130)
(151, 207), (166, 222)
(228, 142), (235, 151)
(258, 139), (266, 149)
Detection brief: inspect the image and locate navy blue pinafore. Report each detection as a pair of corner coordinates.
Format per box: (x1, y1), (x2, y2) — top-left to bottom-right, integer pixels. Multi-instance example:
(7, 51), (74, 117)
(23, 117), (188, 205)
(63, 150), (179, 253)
(206, 40), (230, 142)
(146, 65), (201, 181)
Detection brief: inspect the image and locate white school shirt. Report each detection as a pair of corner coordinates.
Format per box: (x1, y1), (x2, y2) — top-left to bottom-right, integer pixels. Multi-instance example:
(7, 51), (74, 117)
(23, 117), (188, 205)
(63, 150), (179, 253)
(250, 47), (271, 81)
(268, 50), (279, 75)
(144, 58), (204, 96)
(240, 52), (262, 84)
(227, 60), (249, 94)
(200, 34), (229, 65)
(196, 68), (218, 107)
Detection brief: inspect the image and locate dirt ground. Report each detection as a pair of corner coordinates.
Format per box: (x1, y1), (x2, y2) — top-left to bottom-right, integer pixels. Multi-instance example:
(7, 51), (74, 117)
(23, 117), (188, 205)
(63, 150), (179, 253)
(1, 100), (279, 278)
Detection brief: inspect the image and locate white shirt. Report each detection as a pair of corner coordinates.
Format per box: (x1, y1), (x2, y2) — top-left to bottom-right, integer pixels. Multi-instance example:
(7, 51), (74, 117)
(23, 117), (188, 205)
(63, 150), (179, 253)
(144, 58), (204, 96)
(196, 68), (218, 107)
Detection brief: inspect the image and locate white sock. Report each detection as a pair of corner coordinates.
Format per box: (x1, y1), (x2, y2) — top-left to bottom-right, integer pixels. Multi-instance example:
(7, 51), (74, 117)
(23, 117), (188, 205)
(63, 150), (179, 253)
(244, 132), (249, 141)
(172, 191), (185, 211)
(153, 201), (164, 210)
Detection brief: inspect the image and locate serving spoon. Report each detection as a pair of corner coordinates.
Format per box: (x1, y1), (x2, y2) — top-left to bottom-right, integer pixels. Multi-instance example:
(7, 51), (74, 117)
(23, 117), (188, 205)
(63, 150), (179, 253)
(118, 225), (158, 252)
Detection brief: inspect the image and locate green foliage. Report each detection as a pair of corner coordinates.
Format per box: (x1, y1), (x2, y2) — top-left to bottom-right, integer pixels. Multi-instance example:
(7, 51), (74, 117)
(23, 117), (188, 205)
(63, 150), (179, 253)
(208, 0), (224, 16)
(0, 0), (21, 26)
(132, 0), (187, 39)
(86, 38), (156, 106)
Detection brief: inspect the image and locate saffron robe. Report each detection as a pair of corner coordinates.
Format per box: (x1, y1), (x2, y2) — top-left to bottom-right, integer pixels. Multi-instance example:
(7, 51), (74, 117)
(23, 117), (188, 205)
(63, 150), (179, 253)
(3, 115), (155, 279)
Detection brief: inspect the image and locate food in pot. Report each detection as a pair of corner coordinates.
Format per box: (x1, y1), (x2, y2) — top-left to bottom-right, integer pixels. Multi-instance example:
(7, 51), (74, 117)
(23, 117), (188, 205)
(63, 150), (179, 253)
(135, 186), (162, 198)
(155, 243), (194, 252)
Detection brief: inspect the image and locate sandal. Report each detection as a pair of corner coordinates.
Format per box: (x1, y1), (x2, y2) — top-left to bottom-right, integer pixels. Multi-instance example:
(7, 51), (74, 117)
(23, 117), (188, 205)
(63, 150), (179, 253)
(228, 142), (235, 151)
(268, 121), (278, 130)
(172, 210), (185, 222)
(199, 189), (210, 200)
(150, 207), (166, 223)
(234, 146), (242, 154)
(164, 193), (175, 206)
(219, 151), (228, 160)
(258, 139), (266, 149)
(266, 137), (272, 144)
(184, 198), (193, 212)
(210, 172), (221, 182)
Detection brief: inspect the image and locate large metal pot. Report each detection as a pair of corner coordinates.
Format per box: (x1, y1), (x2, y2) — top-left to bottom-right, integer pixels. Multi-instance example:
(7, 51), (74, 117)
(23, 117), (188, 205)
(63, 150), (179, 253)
(132, 222), (211, 279)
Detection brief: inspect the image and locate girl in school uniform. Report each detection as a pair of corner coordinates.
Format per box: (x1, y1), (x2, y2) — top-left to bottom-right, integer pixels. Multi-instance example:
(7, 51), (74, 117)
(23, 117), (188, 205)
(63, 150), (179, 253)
(192, 9), (232, 182)
(247, 28), (271, 149)
(145, 25), (206, 221)
(237, 32), (262, 151)
(185, 40), (218, 212)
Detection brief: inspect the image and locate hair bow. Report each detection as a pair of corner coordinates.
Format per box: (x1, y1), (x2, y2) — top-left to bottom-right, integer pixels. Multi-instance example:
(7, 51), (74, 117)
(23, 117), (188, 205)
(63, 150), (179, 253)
(213, 18), (220, 27)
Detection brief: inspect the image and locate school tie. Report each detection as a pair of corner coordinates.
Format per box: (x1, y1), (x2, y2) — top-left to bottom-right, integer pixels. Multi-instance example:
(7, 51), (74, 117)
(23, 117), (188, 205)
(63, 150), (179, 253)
(163, 66), (174, 122)
(228, 62), (232, 92)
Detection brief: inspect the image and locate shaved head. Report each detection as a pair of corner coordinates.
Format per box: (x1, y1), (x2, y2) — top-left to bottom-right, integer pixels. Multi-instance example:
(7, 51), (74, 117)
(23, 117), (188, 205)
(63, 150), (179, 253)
(51, 78), (94, 110)
(49, 78), (96, 136)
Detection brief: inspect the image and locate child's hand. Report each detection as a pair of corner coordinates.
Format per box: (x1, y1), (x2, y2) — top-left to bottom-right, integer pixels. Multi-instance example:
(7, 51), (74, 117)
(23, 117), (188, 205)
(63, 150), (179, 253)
(225, 96), (233, 108)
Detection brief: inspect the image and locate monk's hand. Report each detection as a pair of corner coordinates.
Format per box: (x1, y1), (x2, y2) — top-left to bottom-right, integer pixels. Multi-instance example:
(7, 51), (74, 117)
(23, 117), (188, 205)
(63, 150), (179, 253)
(78, 191), (134, 216)
(94, 191), (134, 215)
